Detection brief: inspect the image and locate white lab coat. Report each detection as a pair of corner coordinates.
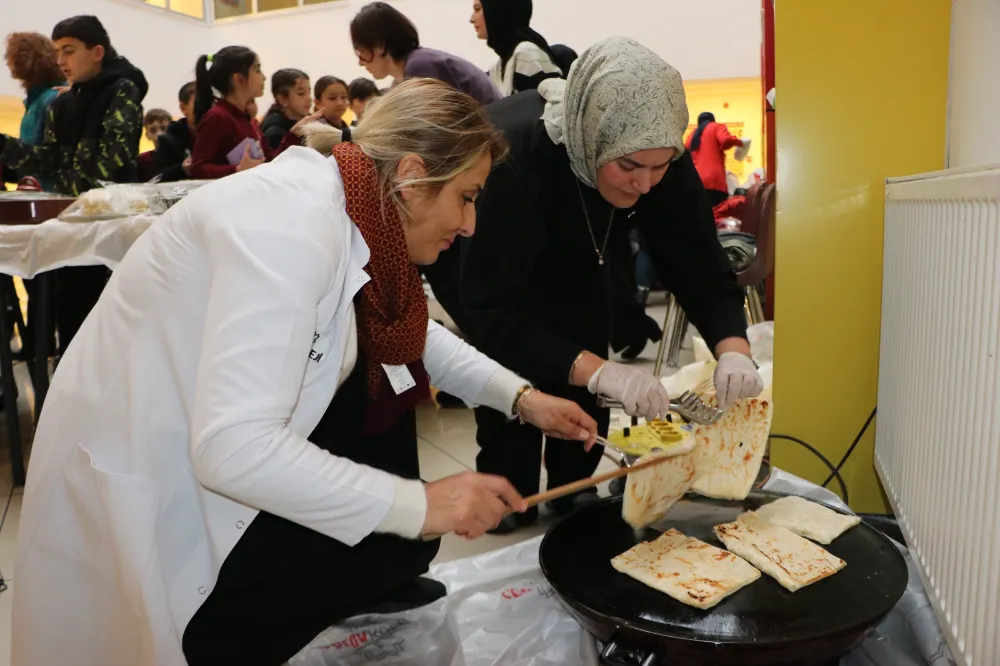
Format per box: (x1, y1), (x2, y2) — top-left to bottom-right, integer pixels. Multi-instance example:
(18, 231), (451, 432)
(11, 148), (522, 666)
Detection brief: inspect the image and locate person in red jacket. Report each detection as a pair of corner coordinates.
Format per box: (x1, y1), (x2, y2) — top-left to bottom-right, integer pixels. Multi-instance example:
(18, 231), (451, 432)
(189, 46), (310, 180)
(685, 111), (748, 207)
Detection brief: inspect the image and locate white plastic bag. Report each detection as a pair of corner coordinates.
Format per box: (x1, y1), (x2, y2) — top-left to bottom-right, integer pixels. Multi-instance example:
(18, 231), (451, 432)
(289, 597), (464, 666)
(746, 321), (774, 363)
(289, 538), (599, 666)
(693, 321), (773, 364)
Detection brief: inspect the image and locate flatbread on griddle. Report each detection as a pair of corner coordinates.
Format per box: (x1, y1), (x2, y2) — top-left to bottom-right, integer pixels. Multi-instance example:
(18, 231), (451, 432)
(691, 398), (772, 500)
(713, 511), (845, 592)
(611, 528), (761, 610)
(622, 449), (698, 529)
(754, 496), (861, 545)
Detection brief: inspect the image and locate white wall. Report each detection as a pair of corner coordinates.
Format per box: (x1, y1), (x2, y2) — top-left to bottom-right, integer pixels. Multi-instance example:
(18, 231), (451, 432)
(948, 0), (1000, 168)
(1, 0), (215, 112)
(214, 0), (762, 107)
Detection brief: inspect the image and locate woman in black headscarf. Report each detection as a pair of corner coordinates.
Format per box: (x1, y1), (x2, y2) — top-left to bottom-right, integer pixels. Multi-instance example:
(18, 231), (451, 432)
(470, 0), (566, 96)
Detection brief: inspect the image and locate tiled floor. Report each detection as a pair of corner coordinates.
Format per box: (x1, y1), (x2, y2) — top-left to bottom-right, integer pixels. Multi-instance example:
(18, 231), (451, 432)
(0, 298), (690, 665)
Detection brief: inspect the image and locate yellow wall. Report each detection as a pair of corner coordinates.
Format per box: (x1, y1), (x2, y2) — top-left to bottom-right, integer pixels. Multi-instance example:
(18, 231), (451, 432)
(683, 77), (764, 182)
(0, 96), (23, 140)
(772, 0), (951, 512)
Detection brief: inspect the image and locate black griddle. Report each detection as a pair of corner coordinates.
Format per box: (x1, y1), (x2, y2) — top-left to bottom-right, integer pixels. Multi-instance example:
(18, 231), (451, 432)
(539, 491), (908, 666)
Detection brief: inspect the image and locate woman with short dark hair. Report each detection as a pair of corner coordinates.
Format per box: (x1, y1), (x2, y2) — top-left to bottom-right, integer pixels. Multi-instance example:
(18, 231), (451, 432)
(350, 1), (501, 106)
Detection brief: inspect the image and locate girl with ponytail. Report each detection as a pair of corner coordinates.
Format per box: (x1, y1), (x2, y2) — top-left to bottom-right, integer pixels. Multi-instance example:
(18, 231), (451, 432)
(190, 47), (317, 179)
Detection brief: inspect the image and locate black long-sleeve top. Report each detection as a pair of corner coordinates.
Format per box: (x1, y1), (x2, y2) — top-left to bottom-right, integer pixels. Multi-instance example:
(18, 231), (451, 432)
(459, 91), (748, 386)
(154, 117), (195, 183)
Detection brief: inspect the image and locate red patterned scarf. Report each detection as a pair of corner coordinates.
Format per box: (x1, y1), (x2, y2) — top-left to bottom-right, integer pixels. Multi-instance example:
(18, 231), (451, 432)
(334, 142), (431, 433)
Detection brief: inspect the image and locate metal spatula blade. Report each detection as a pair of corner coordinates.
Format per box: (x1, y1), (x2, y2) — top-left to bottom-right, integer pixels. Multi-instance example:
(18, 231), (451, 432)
(672, 391), (725, 425)
(597, 390), (724, 425)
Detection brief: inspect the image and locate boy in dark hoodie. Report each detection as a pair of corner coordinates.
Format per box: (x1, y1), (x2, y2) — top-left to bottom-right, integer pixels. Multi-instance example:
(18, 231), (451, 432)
(0, 15), (148, 196)
(0, 15), (148, 354)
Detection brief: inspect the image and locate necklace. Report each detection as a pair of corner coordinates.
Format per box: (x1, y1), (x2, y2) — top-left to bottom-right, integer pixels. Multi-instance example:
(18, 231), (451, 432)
(576, 180), (614, 266)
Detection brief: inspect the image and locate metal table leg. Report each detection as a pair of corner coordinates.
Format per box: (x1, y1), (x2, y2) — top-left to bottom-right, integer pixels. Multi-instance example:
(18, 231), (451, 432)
(654, 294), (687, 377)
(0, 283), (25, 486)
(33, 271), (53, 423)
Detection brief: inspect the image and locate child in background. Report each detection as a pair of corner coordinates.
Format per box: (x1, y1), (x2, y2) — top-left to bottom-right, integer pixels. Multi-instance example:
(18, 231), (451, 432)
(261, 68), (311, 150)
(189, 47), (306, 179)
(313, 76), (350, 135)
(2, 32), (65, 190)
(189, 46), (266, 179)
(347, 77), (378, 125)
(137, 108), (171, 181)
(154, 81), (196, 182)
(144, 108), (171, 145)
(0, 15), (147, 354)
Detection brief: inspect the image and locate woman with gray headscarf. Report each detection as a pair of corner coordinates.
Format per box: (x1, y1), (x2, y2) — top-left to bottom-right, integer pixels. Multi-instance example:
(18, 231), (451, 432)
(459, 37), (763, 532)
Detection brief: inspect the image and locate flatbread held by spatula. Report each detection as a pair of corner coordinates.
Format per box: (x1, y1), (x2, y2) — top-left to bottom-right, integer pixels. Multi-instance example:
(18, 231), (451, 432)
(691, 398), (772, 500)
(611, 528), (761, 610)
(622, 448), (698, 530)
(754, 495), (861, 545)
(713, 511), (845, 592)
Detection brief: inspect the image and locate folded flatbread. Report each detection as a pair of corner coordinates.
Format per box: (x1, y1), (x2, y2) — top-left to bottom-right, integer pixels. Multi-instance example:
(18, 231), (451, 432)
(611, 528), (761, 610)
(691, 398), (772, 500)
(622, 449), (697, 529)
(754, 496), (861, 545)
(713, 511), (845, 592)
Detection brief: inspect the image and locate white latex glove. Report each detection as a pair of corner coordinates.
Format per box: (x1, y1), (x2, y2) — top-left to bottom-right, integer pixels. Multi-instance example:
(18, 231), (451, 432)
(587, 361), (670, 421)
(714, 352), (763, 407)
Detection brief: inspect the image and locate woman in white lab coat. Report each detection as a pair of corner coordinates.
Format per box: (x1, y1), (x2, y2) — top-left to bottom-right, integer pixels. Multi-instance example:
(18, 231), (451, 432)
(12, 78), (598, 666)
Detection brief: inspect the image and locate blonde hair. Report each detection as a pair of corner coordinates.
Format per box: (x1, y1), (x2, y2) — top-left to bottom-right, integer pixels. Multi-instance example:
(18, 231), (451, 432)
(307, 78), (507, 207)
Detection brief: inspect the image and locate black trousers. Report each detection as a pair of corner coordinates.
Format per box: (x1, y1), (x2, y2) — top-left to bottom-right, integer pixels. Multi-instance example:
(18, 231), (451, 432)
(183, 360), (440, 666)
(54, 265), (109, 354)
(475, 383), (609, 506)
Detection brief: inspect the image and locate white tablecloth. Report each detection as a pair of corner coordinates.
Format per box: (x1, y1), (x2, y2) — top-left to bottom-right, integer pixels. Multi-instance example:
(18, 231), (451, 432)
(0, 214), (155, 279)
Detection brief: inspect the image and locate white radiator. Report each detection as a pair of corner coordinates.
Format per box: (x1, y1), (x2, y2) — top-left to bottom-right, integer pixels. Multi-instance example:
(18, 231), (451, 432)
(877, 164), (1000, 666)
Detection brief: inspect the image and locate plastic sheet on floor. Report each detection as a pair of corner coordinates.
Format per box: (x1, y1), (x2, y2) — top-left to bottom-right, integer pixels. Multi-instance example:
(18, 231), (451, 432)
(288, 538), (597, 666)
(289, 470), (953, 666)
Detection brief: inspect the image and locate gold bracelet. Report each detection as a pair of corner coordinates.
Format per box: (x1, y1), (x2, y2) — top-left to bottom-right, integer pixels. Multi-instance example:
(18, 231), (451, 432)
(511, 384), (531, 415)
(513, 386), (536, 424)
(567, 351), (586, 384)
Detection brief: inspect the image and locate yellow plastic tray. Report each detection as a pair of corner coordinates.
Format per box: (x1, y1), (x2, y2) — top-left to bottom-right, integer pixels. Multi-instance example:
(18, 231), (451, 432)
(606, 418), (695, 456)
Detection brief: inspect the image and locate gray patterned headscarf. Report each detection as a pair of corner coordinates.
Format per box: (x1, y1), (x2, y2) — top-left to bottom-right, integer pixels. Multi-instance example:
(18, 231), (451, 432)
(538, 37), (689, 188)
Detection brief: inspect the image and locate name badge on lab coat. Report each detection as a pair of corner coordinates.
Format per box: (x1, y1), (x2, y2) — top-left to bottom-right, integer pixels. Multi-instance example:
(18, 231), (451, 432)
(382, 364), (416, 395)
